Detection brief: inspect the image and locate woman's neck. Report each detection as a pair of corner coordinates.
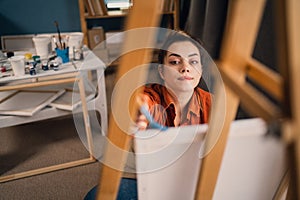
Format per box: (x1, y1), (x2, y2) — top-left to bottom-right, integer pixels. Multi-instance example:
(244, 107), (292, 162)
(167, 88), (194, 126)
(167, 88), (193, 107)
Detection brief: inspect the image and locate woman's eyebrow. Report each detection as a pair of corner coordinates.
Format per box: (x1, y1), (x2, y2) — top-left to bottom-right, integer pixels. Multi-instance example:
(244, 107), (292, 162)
(188, 53), (199, 57)
(168, 53), (181, 57)
(168, 53), (199, 58)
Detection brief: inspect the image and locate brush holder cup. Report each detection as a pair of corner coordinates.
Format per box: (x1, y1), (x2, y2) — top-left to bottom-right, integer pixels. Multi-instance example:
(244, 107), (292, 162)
(55, 47), (69, 63)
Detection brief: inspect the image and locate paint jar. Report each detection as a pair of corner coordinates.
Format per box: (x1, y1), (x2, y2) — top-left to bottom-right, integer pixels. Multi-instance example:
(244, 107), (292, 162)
(73, 47), (83, 60)
(53, 63), (59, 71)
(24, 53), (32, 61)
(32, 55), (41, 72)
(42, 61), (49, 71)
(32, 55), (41, 63)
(7, 51), (14, 58)
(29, 66), (37, 75)
(68, 32), (83, 58)
(0, 66), (6, 72)
(50, 61), (59, 71)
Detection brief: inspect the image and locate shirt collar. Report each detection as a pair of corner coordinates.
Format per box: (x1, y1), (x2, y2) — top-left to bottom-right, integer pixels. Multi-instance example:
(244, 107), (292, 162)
(188, 90), (203, 118)
(161, 86), (203, 118)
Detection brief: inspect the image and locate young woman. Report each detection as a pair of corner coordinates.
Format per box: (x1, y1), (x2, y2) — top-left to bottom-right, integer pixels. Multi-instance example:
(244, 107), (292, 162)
(84, 30), (212, 200)
(136, 31), (212, 130)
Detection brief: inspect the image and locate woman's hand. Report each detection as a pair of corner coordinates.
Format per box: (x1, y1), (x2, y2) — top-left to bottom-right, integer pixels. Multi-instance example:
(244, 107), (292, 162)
(136, 112), (148, 130)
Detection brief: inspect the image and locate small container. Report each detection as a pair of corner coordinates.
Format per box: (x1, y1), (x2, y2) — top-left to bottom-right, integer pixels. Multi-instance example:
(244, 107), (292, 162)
(55, 47), (69, 63)
(51, 62), (59, 71)
(24, 53), (33, 61)
(8, 55), (25, 76)
(29, 66), (37, 75)
(0, 66), (6, 72)
(73, 47), (83, 60)
(42, 62), (49, 71)
(32, 55), (41, 63)
(7, 51), (14, 58)
(33, 55), (42, 70)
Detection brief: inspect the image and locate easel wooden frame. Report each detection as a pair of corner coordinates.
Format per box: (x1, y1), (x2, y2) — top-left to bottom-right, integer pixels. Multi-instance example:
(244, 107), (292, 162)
(195, 0), (299, 199)
(276, 0), (300, 198)
(195, 1), (269, 199)
(96, 0), (299, 199)
(96, 1), (162, 199)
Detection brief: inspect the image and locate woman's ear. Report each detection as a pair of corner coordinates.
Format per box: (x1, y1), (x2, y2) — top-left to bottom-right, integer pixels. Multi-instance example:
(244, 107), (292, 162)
(158, 65), (165, 80)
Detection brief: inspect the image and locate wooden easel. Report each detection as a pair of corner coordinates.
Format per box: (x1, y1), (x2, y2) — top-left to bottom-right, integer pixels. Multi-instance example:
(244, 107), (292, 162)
(95, 0), (162, 199)
(195, 0), (272, 199)
(95, 0), (300, 199)
(276, 0), (300, 198)
(195, 0), (300, 199)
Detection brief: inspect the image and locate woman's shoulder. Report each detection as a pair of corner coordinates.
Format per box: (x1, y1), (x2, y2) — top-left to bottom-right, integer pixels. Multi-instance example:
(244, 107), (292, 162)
(142, 84), (165, 103)
(195, 87), (212, 95)
(144, 84), (165, 95)
(195, 87), (213, 101)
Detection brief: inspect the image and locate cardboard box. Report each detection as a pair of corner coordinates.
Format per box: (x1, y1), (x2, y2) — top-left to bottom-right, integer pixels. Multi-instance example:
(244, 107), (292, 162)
(88, 27), (106, 49)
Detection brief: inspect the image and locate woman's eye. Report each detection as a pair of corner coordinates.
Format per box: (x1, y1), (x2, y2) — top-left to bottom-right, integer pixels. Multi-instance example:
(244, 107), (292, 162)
(190, 60), (199, 65)
(169, 60), (181, 65)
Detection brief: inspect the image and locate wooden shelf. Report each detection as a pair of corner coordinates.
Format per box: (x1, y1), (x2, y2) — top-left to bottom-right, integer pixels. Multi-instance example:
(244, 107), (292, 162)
(84, 11), (175, 19)
(85, 13), (127, 19)
(84, 10), (128, 19)
(78, 0), (179, 48)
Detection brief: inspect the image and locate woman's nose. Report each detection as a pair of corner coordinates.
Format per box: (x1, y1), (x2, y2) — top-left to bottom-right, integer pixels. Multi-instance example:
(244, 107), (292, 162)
(180, 61), (190, 73)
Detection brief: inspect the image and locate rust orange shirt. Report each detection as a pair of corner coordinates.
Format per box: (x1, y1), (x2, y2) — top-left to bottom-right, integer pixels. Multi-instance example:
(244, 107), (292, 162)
(142, 84), (212, 128)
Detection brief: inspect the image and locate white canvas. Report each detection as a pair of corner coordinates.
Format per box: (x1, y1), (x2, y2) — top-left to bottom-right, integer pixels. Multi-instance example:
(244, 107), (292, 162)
(50, 89), (94, 111)
(0, 89), (65, 116)
(135, 118), (286, 200)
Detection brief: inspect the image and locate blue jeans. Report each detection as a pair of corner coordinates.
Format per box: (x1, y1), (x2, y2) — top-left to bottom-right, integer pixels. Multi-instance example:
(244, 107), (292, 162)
(84, 178), (138, 200)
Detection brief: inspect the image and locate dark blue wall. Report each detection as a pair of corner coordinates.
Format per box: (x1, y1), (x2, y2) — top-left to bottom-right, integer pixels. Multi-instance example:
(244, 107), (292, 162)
(0, 0), (81, 36)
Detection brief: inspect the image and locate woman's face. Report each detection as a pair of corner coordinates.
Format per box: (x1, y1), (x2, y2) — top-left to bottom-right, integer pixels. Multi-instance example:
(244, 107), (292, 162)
(159, 40), (202, 94)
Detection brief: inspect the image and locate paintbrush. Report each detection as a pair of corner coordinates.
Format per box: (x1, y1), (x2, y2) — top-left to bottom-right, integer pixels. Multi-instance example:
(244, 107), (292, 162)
(54, 21), (63, 49)
(136, 95), (168, 131)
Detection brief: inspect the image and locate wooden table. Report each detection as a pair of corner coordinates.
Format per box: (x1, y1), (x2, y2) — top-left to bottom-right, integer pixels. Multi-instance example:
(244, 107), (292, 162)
(0, 48), (108, 182)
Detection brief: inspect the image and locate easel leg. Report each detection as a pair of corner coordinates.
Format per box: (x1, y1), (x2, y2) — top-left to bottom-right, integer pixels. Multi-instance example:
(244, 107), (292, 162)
(195, 84), (240, 199)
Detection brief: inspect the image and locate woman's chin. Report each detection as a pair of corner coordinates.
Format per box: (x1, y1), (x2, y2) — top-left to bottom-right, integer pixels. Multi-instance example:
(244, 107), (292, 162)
(176, 85), (195, 93)
(165, 83), (196, 94)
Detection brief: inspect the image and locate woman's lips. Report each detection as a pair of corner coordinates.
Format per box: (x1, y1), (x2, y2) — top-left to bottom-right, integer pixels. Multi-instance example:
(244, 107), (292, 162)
(178, 76), (193, 80)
